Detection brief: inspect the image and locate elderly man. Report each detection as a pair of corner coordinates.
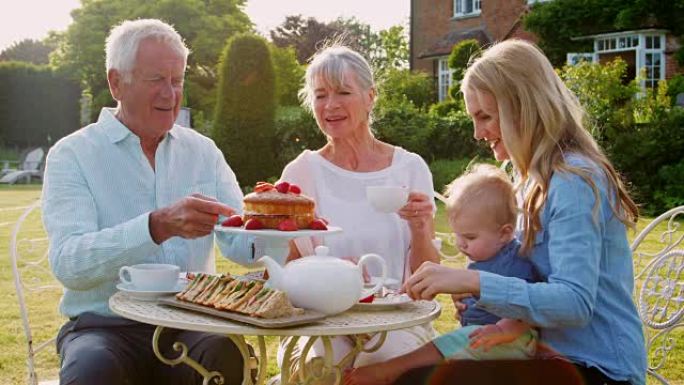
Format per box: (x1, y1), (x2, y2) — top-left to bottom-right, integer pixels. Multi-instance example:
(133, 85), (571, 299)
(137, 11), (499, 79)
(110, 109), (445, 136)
(43, 19), (255, 385)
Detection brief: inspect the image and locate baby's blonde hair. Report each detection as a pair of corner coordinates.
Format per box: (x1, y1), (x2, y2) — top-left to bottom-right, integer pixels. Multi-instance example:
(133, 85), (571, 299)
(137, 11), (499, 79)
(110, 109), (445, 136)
(445, 164), (517, 231)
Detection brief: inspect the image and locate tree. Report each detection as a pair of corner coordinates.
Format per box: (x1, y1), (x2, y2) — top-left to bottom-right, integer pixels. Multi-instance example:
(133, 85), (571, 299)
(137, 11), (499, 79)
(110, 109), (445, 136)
(270, 15), (339, 63)
(524, 0), (684, 66)
(447, 39), (481, 99)
(0, 39), (55, 65)
(212, 34), (277, 187)
(270, 44), (304, 106)
(270, 15), (409, 74)
(50, 0), (252, 122)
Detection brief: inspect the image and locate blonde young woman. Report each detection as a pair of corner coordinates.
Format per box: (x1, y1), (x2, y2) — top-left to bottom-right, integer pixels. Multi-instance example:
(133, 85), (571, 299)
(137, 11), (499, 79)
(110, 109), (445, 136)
(377, 40), (645, 385)
(274, 45), (439, 377)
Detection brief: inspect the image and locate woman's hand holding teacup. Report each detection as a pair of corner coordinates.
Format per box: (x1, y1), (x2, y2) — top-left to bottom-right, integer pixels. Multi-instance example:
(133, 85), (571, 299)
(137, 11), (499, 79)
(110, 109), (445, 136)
(398, 192), (434, 231)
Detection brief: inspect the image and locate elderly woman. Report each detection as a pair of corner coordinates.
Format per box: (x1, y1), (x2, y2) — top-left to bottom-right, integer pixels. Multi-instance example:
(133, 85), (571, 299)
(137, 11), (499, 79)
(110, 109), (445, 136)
(275, 44), (439, 374)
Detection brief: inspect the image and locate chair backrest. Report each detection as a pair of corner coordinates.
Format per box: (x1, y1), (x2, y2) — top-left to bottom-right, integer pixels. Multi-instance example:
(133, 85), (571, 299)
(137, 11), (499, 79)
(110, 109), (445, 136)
(10, 200), (62, 385)
(630, 206), (684, 385)
(20, 148), (45, 172)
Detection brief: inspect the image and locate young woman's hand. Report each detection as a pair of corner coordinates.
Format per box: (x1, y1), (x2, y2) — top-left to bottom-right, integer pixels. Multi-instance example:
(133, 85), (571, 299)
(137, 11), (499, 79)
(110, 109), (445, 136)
(402, 262), (480, 300)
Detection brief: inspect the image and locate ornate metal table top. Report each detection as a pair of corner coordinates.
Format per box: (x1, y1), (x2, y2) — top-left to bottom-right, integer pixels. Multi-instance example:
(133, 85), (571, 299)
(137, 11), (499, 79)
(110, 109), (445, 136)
(109, 292), (441, 337)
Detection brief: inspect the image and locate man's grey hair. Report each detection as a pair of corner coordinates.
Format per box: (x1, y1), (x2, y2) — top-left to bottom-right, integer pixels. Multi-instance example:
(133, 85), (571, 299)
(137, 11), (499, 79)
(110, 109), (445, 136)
(105, 19), (190, 82)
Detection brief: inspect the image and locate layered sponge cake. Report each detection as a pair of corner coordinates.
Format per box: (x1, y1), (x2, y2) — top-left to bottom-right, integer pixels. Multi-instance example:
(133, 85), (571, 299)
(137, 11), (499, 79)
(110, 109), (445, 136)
(242, 182), (315, 229)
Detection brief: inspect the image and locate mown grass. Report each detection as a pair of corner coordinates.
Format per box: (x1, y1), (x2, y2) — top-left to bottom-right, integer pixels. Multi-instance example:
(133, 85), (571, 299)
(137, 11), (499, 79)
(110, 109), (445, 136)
(0, 185), (681, 384)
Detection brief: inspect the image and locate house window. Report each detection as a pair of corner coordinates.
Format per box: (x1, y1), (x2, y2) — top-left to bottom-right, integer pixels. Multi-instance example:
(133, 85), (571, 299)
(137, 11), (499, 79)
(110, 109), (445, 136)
(528, 0), (553, 4)
(438, 58), (454, 101)
(454, 0), (481, 17)
(591, 31), (665, 90)
(567, 53), (595, 66)
(643, 35), (665, 89)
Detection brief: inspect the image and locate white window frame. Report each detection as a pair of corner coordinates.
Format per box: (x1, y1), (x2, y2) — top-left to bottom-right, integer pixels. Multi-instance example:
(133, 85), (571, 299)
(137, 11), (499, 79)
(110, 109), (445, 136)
(642, 34), (665, 89)
(438, 57), (454, 102)
(528, 0), (553, 4)
(566, 53), (596, 66)
(453, 0), (481, 18)
(591, 31), (665, 89)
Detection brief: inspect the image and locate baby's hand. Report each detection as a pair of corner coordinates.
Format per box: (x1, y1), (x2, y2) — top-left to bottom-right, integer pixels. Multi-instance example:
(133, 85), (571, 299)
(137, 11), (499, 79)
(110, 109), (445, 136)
(468, 324), (518, 351)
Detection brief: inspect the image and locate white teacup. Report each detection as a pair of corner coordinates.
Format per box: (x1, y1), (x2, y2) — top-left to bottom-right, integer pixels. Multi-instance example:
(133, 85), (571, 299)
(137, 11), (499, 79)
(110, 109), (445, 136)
(118, 263), (180, 291)
(366, 186), (409, 213)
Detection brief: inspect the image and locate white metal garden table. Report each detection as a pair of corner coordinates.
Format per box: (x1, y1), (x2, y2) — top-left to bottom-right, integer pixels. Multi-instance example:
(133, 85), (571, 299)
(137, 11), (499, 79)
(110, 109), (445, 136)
(109, 292), (440, 385)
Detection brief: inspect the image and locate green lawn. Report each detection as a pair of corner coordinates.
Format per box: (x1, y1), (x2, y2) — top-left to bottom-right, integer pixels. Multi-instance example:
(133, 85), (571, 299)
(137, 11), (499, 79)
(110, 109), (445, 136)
(0, 185), (681, 384)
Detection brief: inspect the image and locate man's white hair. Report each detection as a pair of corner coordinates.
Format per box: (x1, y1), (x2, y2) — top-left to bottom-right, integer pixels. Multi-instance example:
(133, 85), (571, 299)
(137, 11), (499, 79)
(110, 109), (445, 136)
(105, 19), (190, 82)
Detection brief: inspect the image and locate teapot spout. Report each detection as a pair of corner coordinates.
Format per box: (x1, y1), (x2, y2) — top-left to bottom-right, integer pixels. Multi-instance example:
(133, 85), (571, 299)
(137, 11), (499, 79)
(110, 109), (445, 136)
(258, 255), (284, 290)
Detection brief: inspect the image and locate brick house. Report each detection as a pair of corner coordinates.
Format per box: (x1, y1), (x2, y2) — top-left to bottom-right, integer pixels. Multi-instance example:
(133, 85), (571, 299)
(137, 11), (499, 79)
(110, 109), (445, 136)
(410, 0), (681, 100)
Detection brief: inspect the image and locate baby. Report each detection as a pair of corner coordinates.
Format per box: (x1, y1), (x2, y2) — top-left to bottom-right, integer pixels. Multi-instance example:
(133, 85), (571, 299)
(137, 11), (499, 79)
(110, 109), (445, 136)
(345, 163), (538, 385)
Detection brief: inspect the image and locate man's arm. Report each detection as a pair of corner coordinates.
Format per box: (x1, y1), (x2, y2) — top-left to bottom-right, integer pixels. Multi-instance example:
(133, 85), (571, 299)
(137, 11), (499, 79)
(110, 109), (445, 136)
(43, 145), (161, 291)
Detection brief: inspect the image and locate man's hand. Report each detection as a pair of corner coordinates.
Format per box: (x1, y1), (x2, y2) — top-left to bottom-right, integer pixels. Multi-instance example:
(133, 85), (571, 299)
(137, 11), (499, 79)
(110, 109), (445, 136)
(149, 193), (235, 244)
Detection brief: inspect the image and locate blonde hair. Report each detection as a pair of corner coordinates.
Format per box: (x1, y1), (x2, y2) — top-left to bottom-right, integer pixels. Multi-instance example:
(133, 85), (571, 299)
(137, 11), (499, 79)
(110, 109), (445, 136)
(461, 39), (638, 255)
(299, 44), (376, 114)
(445, 163), (517, 231)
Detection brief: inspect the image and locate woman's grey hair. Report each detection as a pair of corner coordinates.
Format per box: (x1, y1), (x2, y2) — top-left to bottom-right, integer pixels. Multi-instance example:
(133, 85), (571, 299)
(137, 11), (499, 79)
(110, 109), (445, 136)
(105, 19), (190, 83)
(299, 45), (376, 112)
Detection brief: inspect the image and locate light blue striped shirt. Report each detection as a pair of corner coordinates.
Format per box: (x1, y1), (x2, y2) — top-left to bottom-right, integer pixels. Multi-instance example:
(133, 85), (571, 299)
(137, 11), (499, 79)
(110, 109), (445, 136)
(42, 108), (253, 318)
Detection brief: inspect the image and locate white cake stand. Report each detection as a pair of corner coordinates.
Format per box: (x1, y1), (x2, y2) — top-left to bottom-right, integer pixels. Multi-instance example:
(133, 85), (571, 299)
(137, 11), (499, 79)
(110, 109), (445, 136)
(214, 225), (343, 265)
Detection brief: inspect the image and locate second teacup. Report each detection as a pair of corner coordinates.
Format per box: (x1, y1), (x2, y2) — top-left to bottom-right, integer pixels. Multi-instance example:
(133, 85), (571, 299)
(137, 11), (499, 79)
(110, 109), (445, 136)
(119, 263), (180, 291)
(366, 185), (409, 213)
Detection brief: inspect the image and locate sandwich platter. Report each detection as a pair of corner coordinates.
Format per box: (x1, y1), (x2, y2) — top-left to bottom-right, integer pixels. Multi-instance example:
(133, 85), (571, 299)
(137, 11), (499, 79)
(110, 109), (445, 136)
(159, 296), (326, 328)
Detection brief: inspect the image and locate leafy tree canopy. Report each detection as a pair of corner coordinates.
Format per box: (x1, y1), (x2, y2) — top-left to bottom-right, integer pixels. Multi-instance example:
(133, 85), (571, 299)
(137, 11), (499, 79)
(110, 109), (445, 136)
(269, 15), (408, 73)
(0, 39), (56, 65)
(524, 0), (684, 66)
(50, 0), (252, 121)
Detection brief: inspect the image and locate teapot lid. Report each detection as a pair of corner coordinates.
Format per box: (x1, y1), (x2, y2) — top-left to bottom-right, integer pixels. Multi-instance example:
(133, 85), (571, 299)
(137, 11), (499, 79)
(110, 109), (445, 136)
(314, 245), (330, 257)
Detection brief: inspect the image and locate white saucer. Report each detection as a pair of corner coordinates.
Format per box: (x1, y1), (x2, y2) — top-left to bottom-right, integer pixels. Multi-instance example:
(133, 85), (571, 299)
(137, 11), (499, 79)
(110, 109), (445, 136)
(353, 294), (412, 311)
(116, 280), (186, 301)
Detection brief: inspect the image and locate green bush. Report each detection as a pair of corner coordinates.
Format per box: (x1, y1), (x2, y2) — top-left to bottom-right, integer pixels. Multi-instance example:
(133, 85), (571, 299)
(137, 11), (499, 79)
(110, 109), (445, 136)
(448, 39), (481, 99)
(270, 45), (304, 106)
(212, 34), (277, 188)
(0, 62), (81, 147)
(377, 69), (435, 110)
(274, 106), (325, 168)
(429, 158), (473, 194)
(373, 97), (431, 158)
(666, 74), (684, 105)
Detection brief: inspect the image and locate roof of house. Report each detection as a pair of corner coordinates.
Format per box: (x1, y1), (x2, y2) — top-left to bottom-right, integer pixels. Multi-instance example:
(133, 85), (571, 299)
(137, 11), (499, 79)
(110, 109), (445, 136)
(419, 28), (491, 59)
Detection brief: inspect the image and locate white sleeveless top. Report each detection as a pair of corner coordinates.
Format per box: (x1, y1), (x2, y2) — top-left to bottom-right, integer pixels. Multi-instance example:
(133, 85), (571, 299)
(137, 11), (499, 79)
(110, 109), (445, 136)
(280, 148), (435, 281)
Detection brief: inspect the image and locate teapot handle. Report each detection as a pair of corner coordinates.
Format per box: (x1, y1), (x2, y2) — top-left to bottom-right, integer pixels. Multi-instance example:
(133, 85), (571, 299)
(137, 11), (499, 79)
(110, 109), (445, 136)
(357, 253), (387, 299)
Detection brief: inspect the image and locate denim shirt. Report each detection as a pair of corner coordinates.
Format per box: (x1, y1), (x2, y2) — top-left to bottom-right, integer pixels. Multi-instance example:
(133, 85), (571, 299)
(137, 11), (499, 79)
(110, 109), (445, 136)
(477, 155), (646, 385)
(42, 108), (254, 318)
(462, 239), (536, 326)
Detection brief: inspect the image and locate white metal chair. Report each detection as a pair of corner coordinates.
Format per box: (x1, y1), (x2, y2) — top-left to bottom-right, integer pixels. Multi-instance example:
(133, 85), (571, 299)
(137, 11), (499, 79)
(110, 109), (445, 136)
(631, 206), (684, 385)
(0, 147), (45, 184)
(10, 199), (61, 385)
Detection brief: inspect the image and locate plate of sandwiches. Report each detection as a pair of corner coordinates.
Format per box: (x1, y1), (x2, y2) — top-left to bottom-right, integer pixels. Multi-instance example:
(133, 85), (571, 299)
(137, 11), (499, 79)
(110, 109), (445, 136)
(160, 273), (326, 328)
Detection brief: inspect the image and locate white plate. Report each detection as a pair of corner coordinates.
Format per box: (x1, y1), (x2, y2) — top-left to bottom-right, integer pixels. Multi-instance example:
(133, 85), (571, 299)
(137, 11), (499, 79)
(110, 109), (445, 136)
(214, 225), (342, 238)
(116, 280), (187, 301)
(352, 294), (413, 311)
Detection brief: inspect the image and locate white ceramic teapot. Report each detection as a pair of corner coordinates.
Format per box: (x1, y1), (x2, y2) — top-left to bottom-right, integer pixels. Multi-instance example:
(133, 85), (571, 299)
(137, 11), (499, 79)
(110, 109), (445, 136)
(258, 246), (387, 315)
